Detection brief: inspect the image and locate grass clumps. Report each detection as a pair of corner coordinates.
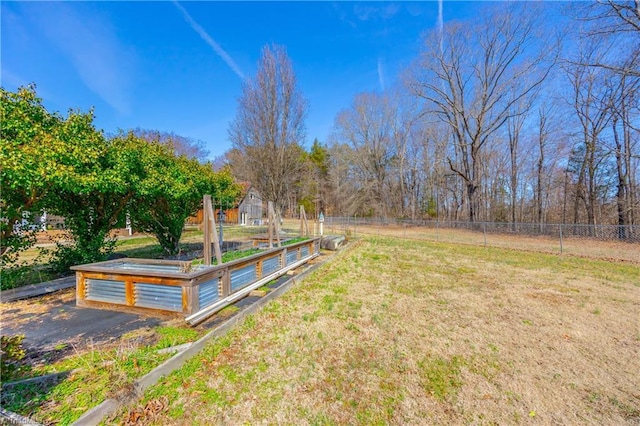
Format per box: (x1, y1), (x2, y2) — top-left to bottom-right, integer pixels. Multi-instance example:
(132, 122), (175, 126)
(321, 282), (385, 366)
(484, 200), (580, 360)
(155, 327), (200, 349)
(0, 325), (201, 425)
(418, 355), (464, 401)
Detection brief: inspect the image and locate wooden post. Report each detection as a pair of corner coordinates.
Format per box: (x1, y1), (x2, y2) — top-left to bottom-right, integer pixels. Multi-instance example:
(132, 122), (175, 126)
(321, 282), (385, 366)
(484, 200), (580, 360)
(281, 248), (287, 269)
(268, 201), (275, 249)
(203, 195), (211, 266)
(299, 205), (304, 237)
(186, 285), (197, 315)
(256, 259), (263, 279)
(125, 279), (135, 306)
(221, 268), (231, 297)
(300, 205), (309, 237)
(273, 203), (281, 247)
(204, 195), (223, 265)
(209, 198), (223, 265)
(267, 201), (281, 248)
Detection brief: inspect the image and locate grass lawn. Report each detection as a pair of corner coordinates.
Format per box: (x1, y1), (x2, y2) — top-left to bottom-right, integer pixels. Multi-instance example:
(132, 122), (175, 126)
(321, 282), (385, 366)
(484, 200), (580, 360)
(111, 236), (640, 425)
(1, 324), (202, 425)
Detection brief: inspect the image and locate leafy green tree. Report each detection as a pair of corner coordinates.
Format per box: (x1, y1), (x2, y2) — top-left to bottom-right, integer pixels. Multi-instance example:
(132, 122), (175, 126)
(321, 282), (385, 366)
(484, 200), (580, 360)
(1, 85), (69, 265)
(2, 85), (241, 279)
(123, 133), (241, 255)
(44, 112), (133, 271)
(309, 138), (330, 176)
(309, 138), (331, 214)
(2, 85), (129, 272)
(296, 139), (331, 217)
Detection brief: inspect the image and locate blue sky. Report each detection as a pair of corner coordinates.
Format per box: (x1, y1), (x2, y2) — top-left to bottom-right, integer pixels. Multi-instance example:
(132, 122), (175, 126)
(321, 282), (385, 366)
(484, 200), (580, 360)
(1, 1), (481, 159)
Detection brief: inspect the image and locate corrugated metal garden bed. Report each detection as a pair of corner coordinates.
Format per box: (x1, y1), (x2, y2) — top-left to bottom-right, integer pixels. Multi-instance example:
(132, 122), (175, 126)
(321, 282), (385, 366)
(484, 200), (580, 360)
(72, 238), (320, 325)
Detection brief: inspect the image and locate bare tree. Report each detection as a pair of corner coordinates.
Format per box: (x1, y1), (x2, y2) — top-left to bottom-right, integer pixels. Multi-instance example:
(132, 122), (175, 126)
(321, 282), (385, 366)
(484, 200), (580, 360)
(535, 106), (554, 227)
(564, 40), (618, 226)
(571, 1), (640, 77)
(408, 3), (558, 222)
(505, 93), (536, 228)
(132, 128), (209, 161)
(579, 0), (640, 36)
(326, 142), (359, 216)
(608, 65), (639, 235)
(599, 0), (640, 32)
(576, 0), (640, 231)
(400, 118), (431, 220)
(331, 92), (397, 218)
(390, 91), (432, 220)
(228, 44), (308, 214)
(329, 88), (453, 220)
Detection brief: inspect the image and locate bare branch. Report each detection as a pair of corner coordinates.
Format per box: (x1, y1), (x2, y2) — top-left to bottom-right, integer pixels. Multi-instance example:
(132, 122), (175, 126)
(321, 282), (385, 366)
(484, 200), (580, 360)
(228, 44), (308, 213)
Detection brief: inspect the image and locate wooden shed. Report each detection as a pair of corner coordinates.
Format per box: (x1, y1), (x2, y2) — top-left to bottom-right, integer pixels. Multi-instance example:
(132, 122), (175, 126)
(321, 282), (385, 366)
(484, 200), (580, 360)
(186, 184), (263, 226)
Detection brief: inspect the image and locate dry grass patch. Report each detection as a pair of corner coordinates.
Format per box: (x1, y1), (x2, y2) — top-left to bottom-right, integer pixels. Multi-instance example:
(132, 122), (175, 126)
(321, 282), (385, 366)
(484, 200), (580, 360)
(337, 223), (640, 264)
(115, 236), (639, 425)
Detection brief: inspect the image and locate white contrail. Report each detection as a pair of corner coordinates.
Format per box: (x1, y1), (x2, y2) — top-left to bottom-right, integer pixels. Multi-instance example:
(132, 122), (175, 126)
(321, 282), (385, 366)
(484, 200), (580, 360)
(438, 0), (444, 54)
(173, 1), (245, 80)
(377, 57), (385, 92)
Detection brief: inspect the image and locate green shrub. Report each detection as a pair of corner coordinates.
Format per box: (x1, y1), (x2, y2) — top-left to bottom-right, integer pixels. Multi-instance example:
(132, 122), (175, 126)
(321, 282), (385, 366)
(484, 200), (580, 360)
(1, 335), (27, 381)
(1, 264), (28, 291)
(47, 234), (116, 273)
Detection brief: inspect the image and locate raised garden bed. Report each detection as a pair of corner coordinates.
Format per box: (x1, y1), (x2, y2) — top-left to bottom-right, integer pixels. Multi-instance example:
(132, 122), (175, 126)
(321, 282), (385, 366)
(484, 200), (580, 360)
(72, 238), (320, 325)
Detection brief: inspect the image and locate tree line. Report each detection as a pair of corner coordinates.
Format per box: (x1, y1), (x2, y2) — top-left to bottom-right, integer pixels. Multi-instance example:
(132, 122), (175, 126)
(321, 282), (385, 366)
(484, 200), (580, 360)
(1, 85), (240, 283)
(227, 2), (639, 231)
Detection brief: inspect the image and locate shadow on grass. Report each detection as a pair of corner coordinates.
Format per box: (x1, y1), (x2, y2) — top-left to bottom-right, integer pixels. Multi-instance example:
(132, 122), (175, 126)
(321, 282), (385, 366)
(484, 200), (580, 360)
(1, 371), (72, 415)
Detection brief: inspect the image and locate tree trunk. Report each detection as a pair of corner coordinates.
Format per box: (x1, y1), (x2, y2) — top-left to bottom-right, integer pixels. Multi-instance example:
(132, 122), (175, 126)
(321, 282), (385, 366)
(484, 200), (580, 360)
(613, 115), (628, 238)
(467, 181), (479, 223)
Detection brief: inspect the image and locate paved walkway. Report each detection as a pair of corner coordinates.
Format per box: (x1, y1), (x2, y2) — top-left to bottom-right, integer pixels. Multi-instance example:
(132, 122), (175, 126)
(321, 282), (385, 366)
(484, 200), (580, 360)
(1, 284), (165, 353)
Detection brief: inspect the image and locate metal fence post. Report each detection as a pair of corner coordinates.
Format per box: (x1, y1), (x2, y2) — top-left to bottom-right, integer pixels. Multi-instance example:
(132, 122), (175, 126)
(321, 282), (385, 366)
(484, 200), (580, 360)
(559, 224), (564, 254)
(483, 222), (487, 247)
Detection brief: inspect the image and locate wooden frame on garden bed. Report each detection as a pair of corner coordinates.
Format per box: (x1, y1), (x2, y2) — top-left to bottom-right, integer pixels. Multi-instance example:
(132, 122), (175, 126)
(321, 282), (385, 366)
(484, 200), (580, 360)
(72, 238), (320, 325)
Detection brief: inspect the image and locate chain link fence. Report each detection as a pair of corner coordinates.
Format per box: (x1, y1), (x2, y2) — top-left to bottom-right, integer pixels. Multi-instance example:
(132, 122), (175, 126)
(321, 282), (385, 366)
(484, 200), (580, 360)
(325, 217), (640, 264)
